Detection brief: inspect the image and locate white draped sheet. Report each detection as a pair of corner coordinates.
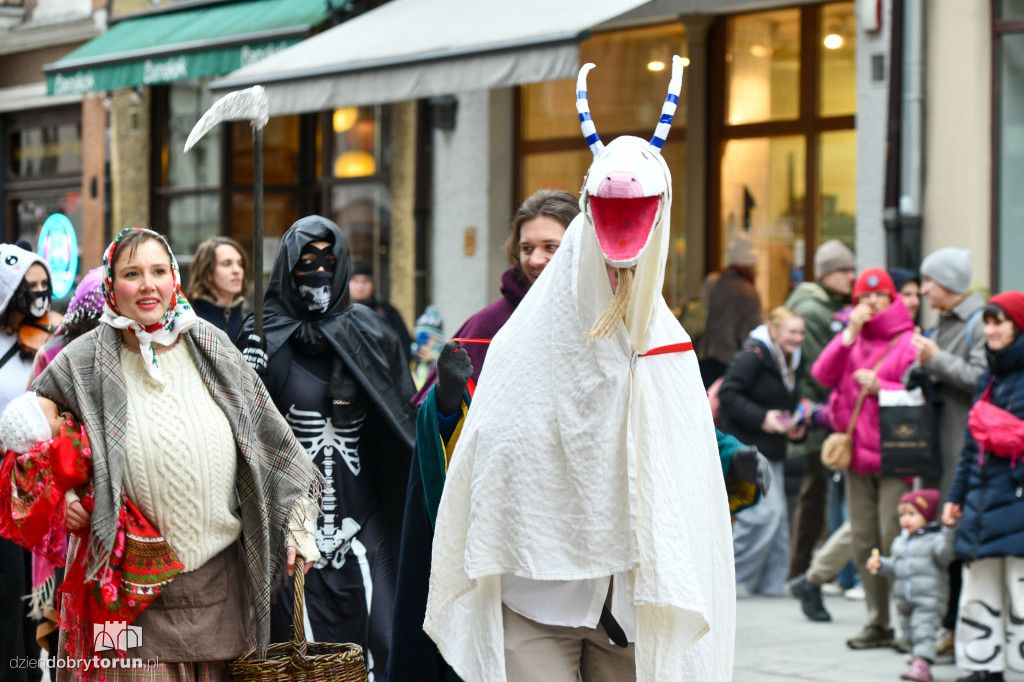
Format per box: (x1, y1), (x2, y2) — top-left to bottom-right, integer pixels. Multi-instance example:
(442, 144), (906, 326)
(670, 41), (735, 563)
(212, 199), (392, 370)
(425, 140), (736, 681)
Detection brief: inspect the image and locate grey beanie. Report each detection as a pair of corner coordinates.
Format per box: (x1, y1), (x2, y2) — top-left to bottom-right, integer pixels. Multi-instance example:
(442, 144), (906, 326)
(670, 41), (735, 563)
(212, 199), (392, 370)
(814, 239), (855, 279)
(920, 247), (971, 294)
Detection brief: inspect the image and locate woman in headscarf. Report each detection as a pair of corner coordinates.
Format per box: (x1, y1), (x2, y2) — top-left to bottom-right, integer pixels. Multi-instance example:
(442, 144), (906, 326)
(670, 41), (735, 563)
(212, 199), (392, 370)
(239, 215), (415, 680)
(7, 227), (320, 678)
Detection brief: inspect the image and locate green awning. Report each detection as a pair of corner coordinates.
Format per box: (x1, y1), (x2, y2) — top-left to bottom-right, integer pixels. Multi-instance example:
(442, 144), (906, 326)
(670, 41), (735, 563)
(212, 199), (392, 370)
(44, 0), (329, 96)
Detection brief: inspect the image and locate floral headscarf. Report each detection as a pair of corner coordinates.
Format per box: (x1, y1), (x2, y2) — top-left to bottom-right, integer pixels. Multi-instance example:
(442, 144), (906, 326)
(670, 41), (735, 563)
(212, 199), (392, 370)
(99, 228), (197, 384)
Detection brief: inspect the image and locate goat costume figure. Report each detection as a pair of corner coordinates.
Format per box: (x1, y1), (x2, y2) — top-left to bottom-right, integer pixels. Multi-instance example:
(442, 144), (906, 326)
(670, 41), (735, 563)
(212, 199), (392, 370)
(424, 57), (735, 681)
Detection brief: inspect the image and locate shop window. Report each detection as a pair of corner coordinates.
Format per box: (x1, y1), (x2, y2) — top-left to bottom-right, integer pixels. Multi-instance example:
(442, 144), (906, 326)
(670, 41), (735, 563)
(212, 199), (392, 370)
(153, 86), (392, 294)
(153, 82), (222, 266)
(994, 7), (1024, 291)
(321, 106), (392, 298)
(726, 9), (801, 125)
(7, 122), (82, 178)
(712, 2), (856, 310)
(518, 22), (688, 310)
(522, 24), (689, 142)
(819, 130), (857, 248)
(4, 106), (85, 307)
(721, 136), (805, 305)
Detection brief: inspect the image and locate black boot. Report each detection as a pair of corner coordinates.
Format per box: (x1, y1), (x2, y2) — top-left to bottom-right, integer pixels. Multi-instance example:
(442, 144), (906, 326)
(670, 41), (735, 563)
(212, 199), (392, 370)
(956, 672), (1005, 682)
(788, 574), (831, 622)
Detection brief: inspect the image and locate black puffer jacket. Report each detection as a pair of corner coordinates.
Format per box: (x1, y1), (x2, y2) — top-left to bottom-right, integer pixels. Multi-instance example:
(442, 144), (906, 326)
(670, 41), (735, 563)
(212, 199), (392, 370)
(948, 332), (1024, 560)
(718, 325), (804, 461)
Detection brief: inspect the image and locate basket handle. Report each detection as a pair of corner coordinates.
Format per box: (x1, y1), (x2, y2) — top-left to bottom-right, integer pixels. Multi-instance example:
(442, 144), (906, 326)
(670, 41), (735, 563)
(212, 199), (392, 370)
(290, 556), (312, 669)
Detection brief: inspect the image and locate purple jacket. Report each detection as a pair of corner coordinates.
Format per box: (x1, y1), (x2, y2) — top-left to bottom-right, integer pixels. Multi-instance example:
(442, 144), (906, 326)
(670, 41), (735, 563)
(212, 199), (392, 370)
(812, 296), (917, 474)
(412, 266), (529, 406)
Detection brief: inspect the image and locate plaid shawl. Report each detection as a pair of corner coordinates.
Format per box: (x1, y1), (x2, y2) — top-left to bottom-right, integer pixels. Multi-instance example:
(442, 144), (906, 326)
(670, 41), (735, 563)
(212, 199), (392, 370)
(32, 320), (322, 653)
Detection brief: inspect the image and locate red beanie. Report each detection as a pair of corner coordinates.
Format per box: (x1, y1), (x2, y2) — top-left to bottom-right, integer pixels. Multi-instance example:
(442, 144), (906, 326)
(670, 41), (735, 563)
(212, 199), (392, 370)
(989, 291), (1024, 332)
(853, 267), (897, 302)
(898, 488), (940, 523)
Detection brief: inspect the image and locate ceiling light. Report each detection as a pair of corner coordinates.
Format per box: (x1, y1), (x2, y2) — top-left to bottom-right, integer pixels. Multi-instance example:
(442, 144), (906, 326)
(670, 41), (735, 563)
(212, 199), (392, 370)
(647, 60), (666, 72)
(824, 33), (843, 49)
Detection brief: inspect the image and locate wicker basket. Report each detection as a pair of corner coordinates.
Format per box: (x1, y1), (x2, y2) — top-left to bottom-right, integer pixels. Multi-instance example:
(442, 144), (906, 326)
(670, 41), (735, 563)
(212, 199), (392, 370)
(230, 557), (366, 682)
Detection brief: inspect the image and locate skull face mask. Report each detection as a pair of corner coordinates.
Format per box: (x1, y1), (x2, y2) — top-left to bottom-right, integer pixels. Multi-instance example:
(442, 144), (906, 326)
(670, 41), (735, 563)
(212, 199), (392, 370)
(293, 242), (336, 314)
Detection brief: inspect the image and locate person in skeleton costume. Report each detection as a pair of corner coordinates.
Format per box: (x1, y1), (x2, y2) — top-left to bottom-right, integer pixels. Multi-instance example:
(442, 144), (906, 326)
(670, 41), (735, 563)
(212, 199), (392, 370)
(424, 57), (735, 681)
(241, 216), (415, 680)
(0, 243), (59, 682)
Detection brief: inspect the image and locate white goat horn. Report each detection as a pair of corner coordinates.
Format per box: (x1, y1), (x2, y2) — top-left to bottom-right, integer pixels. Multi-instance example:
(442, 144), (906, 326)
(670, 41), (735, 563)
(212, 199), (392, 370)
(649, 55), (684, 153)
(576, 63), (604, 156)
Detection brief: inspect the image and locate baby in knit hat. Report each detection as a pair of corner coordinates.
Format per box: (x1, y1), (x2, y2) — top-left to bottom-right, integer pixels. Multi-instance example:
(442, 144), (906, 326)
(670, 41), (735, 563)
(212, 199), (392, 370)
(867, 489), (956, 682)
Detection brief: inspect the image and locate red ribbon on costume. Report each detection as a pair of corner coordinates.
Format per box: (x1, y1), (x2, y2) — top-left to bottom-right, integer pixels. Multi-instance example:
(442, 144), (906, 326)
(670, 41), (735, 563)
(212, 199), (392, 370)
(639, 342), (694, 357)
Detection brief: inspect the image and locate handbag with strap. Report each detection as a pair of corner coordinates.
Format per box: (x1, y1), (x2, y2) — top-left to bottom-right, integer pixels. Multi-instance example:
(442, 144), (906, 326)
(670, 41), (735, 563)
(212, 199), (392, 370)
(822, 333), (903, 471)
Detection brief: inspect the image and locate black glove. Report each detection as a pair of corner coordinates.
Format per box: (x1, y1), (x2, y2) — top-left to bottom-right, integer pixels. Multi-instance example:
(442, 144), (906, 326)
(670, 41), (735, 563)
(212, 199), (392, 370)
(241, 333), (268, 377)
(435, 340), (473, 416)
(730, 445), (772, 497)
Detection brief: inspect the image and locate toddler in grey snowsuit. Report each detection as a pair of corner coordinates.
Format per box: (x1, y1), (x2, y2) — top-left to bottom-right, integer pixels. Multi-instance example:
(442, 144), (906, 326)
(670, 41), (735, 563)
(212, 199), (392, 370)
(867, 489), (956, 682)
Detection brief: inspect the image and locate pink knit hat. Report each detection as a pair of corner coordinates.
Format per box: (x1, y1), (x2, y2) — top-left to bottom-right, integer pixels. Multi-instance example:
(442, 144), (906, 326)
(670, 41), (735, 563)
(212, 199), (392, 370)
(899, 489), (940, 523)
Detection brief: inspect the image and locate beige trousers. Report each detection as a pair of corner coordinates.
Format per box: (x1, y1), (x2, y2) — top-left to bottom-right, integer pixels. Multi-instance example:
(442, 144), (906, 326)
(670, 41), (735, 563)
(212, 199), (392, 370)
(846, 471), (910, 628)
(807, 519), (854, 584)
(502, 605), (636, 682)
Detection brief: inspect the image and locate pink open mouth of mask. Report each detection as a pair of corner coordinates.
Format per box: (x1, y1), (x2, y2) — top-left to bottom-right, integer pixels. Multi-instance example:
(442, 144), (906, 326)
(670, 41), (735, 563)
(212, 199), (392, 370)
(589, 195), (660, 263)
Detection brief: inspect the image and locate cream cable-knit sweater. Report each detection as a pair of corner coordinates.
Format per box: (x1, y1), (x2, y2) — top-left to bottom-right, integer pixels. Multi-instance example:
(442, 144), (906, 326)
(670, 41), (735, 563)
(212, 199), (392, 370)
(120, 341), (242, 571)
(116, 342), (320, 570)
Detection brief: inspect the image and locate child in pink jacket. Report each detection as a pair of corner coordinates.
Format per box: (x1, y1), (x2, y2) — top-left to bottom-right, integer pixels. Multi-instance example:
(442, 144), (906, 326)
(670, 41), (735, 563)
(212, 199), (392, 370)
(812, 267), (918, 651)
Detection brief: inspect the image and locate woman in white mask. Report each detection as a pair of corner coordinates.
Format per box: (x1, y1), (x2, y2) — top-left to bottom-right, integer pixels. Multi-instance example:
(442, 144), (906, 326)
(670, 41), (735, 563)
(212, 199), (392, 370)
(0, 243), (59, 674)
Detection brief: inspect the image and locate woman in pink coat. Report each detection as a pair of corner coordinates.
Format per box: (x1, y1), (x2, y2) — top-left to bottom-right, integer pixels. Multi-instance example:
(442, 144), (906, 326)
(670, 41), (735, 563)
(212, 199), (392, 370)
(812, 267), (917, 651)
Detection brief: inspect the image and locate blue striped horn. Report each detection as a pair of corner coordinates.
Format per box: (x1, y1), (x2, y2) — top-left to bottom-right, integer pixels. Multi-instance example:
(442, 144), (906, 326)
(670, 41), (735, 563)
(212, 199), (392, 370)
(649, 55), (685, 153)
(576, 63), (604, 156)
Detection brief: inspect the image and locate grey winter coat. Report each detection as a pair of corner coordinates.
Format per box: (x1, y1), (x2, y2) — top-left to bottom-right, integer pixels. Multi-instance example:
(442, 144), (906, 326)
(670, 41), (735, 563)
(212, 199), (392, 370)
(876, 523), (957, 613)
(918, 292), (987, 496)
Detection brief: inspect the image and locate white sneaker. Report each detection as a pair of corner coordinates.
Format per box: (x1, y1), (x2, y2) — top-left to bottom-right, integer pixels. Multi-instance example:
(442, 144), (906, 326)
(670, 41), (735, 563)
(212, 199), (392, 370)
(821, 582), (845, 596)
(843, 586), (866, 601)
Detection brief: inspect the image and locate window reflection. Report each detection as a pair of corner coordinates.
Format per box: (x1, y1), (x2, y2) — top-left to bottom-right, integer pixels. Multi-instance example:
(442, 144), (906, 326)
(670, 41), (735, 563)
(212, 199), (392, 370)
(721, 136), (805, 309)
(521, 23), (688, 141)
(820, 2), (857, 117)
(333, 106), (379, 178)
(332, 184), (391, 296)
(726, 9), (801, 125)
(819, 130), (857, 249)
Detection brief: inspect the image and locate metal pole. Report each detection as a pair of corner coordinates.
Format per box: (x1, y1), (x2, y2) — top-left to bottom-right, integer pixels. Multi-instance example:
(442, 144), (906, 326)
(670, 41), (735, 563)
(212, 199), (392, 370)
(253, 127), (264, 336)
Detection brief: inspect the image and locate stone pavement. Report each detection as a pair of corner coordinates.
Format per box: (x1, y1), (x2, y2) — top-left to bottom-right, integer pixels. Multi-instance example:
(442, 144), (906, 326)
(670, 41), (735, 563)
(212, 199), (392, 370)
(734, 591), (1024, 682)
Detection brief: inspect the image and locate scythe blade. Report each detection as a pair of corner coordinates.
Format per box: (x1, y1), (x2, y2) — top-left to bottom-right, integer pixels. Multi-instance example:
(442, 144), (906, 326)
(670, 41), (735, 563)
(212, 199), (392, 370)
(183, 85), (269, 153)
(183, 85), (269, 336)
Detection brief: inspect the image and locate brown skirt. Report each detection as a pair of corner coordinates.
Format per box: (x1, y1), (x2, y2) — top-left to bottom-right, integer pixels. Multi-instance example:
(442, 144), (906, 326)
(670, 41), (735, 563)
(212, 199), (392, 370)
(119, 540), (250, 661)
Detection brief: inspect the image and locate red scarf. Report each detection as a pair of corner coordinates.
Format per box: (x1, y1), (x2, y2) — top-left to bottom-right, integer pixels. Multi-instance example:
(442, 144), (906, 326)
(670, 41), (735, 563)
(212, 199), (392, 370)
(0, 417), (183, 662)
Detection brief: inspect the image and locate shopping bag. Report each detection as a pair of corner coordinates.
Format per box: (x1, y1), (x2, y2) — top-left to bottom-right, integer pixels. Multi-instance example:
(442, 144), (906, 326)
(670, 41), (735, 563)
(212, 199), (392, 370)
(879, 396), (941, 478)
